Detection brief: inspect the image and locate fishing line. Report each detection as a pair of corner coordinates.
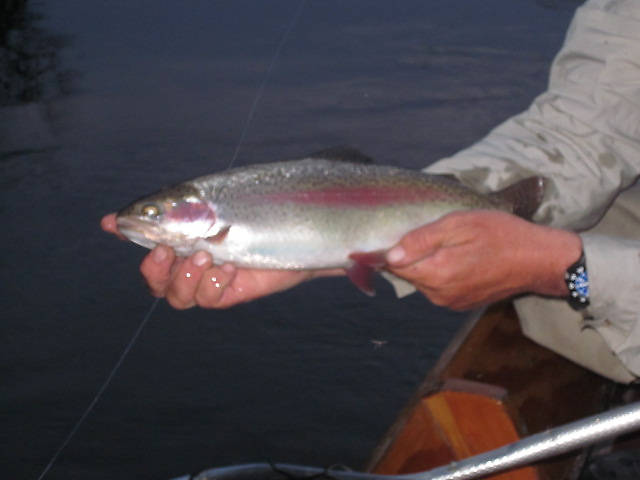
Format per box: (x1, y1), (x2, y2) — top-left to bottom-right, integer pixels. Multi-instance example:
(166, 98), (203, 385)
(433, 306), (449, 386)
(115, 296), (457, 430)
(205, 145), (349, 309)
(36, 2), (307, 479)
(36, 297), (160, 480)
(227, 0), (307, 170)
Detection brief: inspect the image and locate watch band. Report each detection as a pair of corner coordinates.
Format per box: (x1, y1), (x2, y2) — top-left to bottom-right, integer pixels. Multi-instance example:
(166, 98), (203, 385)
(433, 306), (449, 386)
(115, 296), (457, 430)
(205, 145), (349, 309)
(565, 252), (590, 310)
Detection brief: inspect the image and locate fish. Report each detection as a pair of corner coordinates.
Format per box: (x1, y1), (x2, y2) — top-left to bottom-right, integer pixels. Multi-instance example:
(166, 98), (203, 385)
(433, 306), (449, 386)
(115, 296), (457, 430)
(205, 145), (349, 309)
(116, 147), (545, 295)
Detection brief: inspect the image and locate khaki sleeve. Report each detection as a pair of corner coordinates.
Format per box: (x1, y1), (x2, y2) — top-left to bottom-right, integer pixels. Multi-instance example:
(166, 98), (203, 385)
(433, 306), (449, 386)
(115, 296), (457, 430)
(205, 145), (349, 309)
(426, 0), (640, 231)
(583, 234), (640, 376)
(421, 0), (640, 380)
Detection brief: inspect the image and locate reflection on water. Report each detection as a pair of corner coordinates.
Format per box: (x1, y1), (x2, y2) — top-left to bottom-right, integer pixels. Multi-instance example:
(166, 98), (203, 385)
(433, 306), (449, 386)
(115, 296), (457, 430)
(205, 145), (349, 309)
(1, 0), (76, 160)
(1, 0), (74, 106)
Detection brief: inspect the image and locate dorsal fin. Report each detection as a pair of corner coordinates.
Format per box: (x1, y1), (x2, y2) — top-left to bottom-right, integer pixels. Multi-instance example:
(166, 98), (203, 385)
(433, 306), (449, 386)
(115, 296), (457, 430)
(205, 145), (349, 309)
(430, 173), (461, 184)
(306, 146), (374, 164)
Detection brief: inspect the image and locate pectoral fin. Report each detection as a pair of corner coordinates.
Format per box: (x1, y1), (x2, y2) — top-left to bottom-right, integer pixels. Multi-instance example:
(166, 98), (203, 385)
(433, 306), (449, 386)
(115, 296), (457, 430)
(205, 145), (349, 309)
(205, 225), (231, 244)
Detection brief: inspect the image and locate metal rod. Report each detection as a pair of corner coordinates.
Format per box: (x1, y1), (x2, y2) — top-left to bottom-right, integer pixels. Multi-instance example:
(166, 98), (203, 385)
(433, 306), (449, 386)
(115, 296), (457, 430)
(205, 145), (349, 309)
(187, 400), (640, 480)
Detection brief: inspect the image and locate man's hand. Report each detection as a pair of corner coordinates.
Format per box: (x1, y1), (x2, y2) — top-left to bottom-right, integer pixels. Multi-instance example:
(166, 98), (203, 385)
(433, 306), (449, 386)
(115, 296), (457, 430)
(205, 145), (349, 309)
(101, 214), (340, 309)
(385, 210), (582, 311)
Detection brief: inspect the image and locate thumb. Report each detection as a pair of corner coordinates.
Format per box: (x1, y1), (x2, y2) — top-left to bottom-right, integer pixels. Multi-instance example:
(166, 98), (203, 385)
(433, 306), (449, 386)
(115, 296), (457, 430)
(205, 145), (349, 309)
(385, 220), (446, 268)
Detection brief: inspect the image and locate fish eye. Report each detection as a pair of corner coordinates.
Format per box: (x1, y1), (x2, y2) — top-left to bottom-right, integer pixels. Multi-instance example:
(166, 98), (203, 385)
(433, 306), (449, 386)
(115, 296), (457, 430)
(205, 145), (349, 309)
(141, 204), (161, 217)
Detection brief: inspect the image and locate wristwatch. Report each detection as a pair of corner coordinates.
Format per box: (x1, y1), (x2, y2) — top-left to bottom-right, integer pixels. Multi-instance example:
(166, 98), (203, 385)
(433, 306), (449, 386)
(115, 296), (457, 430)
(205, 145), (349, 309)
(565, 252), (590, 310)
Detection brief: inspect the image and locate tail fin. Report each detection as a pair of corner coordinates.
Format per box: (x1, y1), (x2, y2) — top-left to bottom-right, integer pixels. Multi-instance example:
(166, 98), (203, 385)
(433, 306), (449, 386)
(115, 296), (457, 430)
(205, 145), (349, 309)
(489, 177), (546, 219)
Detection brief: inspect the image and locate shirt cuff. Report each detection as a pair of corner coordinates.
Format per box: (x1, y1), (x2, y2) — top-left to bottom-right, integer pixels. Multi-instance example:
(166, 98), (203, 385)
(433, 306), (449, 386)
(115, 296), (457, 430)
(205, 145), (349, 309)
(582, 233), (640, 376)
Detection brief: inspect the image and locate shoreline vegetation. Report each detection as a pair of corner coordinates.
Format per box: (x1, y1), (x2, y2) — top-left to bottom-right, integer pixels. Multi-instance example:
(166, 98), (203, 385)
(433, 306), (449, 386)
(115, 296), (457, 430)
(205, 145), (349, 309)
(1, 0), (75, 107)
(1, 0), (76, 159)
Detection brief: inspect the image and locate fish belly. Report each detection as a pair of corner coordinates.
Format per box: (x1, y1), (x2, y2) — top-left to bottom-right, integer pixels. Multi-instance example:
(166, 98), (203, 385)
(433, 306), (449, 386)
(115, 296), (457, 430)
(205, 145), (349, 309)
(201, 201), (462, 270)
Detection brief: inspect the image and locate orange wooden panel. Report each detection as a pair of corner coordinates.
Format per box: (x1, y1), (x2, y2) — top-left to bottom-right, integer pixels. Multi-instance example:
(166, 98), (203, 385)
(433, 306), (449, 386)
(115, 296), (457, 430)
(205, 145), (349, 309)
(373, 397), (455, 475)
(424, 391), (539, 480)
(373, 390), (540, 480)
(368, 303), (610, 479)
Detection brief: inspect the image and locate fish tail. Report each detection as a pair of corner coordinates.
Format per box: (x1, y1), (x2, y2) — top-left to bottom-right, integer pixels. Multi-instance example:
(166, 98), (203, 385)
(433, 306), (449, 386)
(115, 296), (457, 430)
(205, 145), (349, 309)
(490, 176), (546, 219)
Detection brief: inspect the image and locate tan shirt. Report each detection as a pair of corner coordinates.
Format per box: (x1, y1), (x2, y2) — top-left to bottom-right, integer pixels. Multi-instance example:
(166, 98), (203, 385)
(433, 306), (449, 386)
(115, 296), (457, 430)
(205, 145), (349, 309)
(424, 0), (640, 378)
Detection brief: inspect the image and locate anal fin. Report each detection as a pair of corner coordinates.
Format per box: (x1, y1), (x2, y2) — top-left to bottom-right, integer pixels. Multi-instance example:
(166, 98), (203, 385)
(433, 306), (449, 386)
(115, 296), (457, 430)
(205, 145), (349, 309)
(347, 251), (387, 296)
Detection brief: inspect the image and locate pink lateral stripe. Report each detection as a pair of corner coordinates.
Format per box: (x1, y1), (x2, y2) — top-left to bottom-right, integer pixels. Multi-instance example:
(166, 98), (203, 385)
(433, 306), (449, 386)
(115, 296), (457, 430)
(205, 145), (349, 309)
(167, 202), (216, 222)
(260, 186), (451, 207)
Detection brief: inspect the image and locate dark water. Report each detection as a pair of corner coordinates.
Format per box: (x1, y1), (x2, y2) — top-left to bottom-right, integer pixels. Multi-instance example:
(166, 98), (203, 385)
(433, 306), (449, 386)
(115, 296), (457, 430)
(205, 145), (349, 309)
(1, 1), (579, 479)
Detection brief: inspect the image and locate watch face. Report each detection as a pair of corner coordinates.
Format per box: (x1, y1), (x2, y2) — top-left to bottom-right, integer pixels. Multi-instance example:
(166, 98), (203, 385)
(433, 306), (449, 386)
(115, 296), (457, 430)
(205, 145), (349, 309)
(565, 254), (589, 310)
(572, 267), (589, 299)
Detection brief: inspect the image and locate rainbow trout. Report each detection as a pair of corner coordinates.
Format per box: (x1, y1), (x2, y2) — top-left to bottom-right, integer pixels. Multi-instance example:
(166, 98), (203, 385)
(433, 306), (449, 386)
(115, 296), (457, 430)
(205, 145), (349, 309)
(116, 147), (545, 294)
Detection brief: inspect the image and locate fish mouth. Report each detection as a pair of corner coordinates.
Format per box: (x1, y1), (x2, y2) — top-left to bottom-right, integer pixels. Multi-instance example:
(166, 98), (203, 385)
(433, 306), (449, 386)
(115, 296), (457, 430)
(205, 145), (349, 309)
(116, 215), (198, 255)
(119, 227), (158, 250)
(116, 216), (161, 250)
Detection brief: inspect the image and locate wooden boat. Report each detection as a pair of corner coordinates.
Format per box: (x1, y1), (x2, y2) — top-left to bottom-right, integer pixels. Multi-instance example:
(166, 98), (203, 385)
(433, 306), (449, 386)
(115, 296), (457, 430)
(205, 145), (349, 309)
(366, 301), (626, 480)
(188, 301), (640, 480)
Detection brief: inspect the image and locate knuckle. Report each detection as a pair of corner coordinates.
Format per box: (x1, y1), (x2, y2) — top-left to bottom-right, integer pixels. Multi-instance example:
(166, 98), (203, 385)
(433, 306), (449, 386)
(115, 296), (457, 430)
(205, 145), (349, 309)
(212, 300), (234, 310)
(166, 294), (189, 310)
(426, 262), (445, 282)
(440, 211), (464, 228)
(412, 229), (435, 252)
(140, 258), (168, 285)
(139, 259), (153, 279)
(194, 272), (231, 309)
(194, 289), (221, 309)
(425, 291), (446, 307)
(419, 283), (457, 307)
(431, 250), (455, 275)
(147, 285), (166, 298)
(403, 226), (427, 246)
(431, 293), (454, 308)
(166, 282), (194, 310)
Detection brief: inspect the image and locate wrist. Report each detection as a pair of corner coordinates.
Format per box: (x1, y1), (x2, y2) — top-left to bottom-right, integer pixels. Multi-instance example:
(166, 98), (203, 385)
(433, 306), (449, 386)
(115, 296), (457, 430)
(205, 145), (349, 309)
(527, 227), (583, 297)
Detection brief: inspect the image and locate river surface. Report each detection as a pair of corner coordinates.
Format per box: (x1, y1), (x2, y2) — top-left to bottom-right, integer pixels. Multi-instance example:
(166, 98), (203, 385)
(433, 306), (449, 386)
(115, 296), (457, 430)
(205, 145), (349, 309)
(1, 1), (579, 479)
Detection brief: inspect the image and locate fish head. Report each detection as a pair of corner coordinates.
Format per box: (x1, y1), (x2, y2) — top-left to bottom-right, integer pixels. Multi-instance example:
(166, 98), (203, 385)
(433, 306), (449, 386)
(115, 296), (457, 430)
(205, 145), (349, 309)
(116, 183), (221, 256)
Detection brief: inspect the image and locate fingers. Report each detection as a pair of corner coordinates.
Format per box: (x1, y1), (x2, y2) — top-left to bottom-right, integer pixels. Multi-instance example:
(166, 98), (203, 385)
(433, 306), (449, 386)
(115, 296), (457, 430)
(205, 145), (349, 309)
(383, 210), (544, 311)
(101, 213), (117, 233)
(103, 211), (195, 305)
(140, 247), (238, 309)
(165, 251), (214, 309)
(383, 212), (474, 308)
(385, 217), (449, 268)
(193, 264), (237, 308)
(200, 268), (307, 309)
(140, 245), (178, 298)
(138, 246), (318, 310)
(101, 213), (127, 240)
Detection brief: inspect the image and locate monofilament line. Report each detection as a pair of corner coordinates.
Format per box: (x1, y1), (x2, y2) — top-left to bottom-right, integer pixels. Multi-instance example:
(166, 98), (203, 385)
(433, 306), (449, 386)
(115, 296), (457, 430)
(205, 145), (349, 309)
(227, 0), (307, 170)
(36, 2), (307, 479)
(36, 297), (160, 480)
